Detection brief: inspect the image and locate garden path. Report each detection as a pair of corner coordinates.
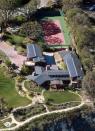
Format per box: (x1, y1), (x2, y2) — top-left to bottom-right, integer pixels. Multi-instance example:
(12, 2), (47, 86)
(0, 101), (85, 131)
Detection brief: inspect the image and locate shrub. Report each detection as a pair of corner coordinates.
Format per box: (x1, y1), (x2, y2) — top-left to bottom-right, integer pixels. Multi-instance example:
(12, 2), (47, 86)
(14, 15), (27, 24)
(5, 59), (11, 67)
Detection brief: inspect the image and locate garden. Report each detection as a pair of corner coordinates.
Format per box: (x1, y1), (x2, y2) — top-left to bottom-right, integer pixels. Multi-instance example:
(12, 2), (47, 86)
(13, 104), (46, 122)
(24, 80), (43, 93)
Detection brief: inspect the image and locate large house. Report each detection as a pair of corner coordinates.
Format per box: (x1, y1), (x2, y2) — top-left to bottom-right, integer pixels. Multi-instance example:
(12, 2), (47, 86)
(26, 44), (84, 88)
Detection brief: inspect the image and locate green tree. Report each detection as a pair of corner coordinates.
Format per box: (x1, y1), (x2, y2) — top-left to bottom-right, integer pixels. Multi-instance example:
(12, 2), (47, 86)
(5, 59), (11, 67)
(19, 21), (43, 40)
(23, 0), (40, 18)
(82, 71), (95, 100)
(61, 0), (82, 12)
(79, 48), (94, 71)
(0, 0), (27, 31)
(20, 64), (33, 75)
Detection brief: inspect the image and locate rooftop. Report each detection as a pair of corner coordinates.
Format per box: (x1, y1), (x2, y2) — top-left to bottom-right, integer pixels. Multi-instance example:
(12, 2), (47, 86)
(59, 51), (84, 79)
(27, 44), (45, 62)
(26, 49), (84, 85)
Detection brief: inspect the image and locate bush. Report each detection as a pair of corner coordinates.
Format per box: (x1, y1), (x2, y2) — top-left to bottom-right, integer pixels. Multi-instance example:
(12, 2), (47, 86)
(5, 59), (11, 67)
(10, 35), (25, 46)
(16, 76), (25, 83)
(16, 46), (26, 55)
(14, 15), (27, 24)
(20, 65), (33, 75)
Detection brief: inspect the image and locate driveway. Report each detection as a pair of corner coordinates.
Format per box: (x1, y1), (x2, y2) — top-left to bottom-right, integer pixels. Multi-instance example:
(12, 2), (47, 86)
(0, 41), (26, 68)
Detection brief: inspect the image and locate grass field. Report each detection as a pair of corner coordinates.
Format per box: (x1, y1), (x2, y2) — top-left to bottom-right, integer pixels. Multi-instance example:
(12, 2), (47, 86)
(0, 66), (30, 108)
(44, 90), (81, 104)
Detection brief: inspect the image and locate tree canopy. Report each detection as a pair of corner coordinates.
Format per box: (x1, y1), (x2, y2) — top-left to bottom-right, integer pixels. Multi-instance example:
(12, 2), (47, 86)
(19, 21), (43, 40)
(0, 0), (29, 30)
(82, 71), (95, 100)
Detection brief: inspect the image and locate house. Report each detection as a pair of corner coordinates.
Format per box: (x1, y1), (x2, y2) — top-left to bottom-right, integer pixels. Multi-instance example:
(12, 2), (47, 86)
(26, 45), (84, 88)
(27, 44), (45, 63)
(59, 51), (84, 80)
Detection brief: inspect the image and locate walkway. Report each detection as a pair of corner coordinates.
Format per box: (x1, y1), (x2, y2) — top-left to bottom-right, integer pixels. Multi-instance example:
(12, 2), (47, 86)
(0, 41), (26, 68)
(0, 101), (84, 131)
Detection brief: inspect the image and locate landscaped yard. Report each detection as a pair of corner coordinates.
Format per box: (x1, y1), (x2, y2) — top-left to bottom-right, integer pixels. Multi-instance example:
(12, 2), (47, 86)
(24, 80), (43, 93)
(6, 34), (25, 46)
(44, 90), (81, 104)
(0, 66), (30, 108)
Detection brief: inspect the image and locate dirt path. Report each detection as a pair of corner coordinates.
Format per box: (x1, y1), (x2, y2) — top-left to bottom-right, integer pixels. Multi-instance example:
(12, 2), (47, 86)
(0, 101), (85, 131)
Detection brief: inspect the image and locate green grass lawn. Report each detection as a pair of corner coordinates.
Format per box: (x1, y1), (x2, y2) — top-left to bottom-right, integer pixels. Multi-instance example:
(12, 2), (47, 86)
(8, 34), (25, 46)
(44, 90), (81, 104)
(0, 66), (30, 108)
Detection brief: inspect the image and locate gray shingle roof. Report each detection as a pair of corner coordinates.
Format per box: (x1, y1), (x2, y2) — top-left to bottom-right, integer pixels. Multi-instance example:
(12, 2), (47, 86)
(59, 51), (84, 78)
(35, 66), (45, 75)
(26, 50), (84, 85)
(27, 44), (43, 58)
(26, 70), (69, 85)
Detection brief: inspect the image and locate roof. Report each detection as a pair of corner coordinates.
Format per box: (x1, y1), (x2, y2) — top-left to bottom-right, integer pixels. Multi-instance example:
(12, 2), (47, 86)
(59, 51), (84, 78)
(27, 44), (42, 59)
(26, 50), (84, 85)
(27, 44), (45, 62)
(35, 66), (45, 75)
(26, 70), (69, 85)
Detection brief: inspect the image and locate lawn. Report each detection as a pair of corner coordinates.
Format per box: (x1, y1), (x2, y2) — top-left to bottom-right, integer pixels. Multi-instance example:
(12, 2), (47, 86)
(8, 34), (25, 46)
(44, 90), (81, 104)
(0, 66), (30, 108)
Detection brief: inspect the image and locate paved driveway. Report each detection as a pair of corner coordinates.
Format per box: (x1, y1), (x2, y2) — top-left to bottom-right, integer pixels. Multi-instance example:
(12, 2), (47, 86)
(0, 41), (26, 68)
